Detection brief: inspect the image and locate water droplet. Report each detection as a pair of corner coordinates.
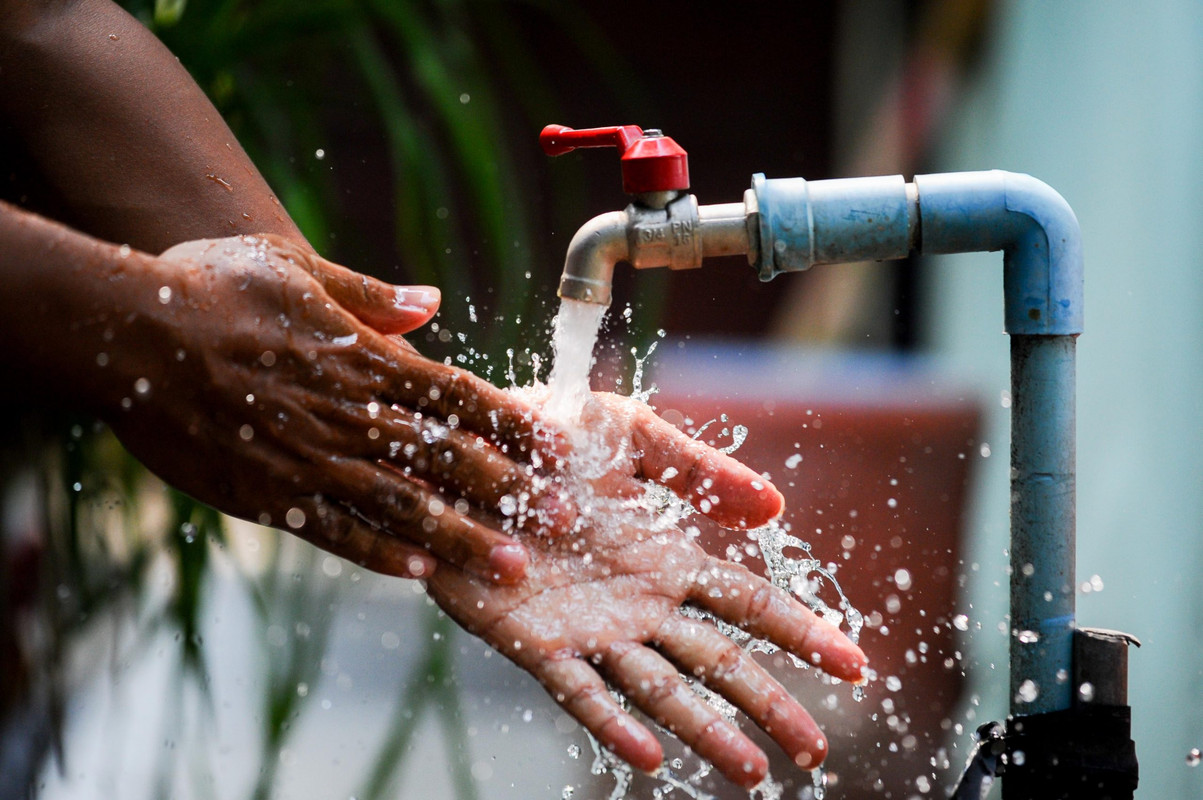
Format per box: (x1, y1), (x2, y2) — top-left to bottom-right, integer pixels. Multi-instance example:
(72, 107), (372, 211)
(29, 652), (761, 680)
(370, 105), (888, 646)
(1187, 747), (1201, 766)
(239, 424), (254, 441)
(1015, 679), (1039, 704)
(459, 92), (471, 104)
(1078, 682), (1095, 702)
(315, 148), (326, 160)
(560, 787), (574, 800)
(785, 453), (803, 469)
(894, 568), (912, 591)
(134, 377), (151, 395)
(158, 285), (172, 303)
(886, 497), (898, 509)
(1012, 750), (1026, 766)
(885, 675), (902, 692)
(566, 744), (581, 759)
(1016, 630), (1040, 644)
(285, 507), (306, 529)
(952, 614), (970, 631)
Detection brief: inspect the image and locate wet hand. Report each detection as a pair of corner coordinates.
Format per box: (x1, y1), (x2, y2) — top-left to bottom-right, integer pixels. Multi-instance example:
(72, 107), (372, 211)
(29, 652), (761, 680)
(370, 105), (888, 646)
(104, 234), (565, 582)
(570, 392), (785, 530)
(427, 393), (866, 788)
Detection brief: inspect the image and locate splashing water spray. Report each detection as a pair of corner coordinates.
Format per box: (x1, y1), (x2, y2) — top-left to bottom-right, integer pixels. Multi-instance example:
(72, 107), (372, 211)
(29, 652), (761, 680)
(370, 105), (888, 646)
(539, 123), (1140, 799)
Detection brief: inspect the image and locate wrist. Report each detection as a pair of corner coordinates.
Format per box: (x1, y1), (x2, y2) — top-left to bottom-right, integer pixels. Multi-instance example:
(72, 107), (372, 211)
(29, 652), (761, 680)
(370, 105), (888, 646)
(0, 202), (182, 418)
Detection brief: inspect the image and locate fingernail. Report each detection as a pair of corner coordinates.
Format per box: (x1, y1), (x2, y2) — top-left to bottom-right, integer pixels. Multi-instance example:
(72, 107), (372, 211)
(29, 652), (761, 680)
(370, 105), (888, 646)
(533, 494), (577, 538)
(486, 543), (528, 583)
(395, 286), (440, 312)
(406, 554), (436, 578)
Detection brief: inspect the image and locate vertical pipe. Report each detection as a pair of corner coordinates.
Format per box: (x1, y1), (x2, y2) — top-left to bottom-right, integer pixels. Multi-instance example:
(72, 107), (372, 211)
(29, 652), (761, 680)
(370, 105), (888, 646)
(1009, 334), (1076, 715)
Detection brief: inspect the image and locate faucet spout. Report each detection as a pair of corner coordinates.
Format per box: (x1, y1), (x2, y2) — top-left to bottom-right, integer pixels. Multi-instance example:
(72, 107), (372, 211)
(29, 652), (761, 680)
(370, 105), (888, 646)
(557, 196), (756, 306)
(558, 210), (629, 305)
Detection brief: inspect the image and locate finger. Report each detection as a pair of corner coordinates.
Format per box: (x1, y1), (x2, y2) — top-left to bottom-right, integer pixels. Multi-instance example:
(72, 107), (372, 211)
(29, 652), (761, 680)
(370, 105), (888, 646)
(307, 257), (441, 335)
(656, 614), (828, 770)
(689, 558), (867, 683)
(320, 458), (529, 583)
(534, 656), (663, 774)
(629, 408), (783, 529)
(287, 498), (439, 579)
(601, 643), (768, 788)
(362, 407), (576, 536)
(380, 354), (570, 466)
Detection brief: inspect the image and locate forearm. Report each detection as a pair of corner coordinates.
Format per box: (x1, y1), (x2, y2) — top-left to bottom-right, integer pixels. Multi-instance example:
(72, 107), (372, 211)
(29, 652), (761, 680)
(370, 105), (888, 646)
(0, 0), (303, 253)
(0, 200), (170, 415)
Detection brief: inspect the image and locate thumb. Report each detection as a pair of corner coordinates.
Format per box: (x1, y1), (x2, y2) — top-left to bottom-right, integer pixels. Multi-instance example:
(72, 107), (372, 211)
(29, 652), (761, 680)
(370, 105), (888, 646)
(308, 255), (441, 334)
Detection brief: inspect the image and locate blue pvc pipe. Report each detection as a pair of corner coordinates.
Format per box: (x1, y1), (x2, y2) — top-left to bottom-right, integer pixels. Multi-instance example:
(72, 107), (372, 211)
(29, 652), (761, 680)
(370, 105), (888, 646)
(914, 171), (1083, 336)
(753, 170), (1083, 717)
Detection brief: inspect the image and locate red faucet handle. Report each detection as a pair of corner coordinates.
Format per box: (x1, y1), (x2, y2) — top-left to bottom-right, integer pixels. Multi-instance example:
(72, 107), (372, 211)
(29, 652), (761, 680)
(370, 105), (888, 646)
(539, 124), (690, 194)
(539, 124), (643, 156)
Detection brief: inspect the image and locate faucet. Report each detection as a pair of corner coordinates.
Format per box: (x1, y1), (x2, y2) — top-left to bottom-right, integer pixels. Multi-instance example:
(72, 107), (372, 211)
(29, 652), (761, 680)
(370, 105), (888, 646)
(539, 124), (751, 306)
(543, 125), (1138, 799)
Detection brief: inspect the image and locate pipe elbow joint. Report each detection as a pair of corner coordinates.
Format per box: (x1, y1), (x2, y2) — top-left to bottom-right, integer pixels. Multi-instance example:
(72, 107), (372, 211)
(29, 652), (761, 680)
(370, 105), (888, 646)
(557, 210), (629, 306)
(915, 170), (1083, 335)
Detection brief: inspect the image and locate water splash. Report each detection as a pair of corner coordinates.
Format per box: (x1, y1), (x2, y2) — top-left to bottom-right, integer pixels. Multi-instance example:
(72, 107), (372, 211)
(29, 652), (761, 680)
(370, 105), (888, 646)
(533, 298), (863, 798)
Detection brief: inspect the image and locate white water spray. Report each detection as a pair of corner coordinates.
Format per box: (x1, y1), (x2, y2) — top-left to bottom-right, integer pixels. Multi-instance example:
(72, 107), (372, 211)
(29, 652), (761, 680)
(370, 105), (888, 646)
(544, 299), (607, 422)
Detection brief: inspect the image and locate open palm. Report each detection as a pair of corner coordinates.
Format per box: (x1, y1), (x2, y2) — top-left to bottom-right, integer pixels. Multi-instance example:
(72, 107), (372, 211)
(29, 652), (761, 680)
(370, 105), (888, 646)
(428, 393), (867, 788)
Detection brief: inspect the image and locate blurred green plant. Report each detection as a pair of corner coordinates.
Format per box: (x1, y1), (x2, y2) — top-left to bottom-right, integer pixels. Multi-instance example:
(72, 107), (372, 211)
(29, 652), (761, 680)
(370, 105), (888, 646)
(121, 0), (651, 381)
(6, 1), (650, 798)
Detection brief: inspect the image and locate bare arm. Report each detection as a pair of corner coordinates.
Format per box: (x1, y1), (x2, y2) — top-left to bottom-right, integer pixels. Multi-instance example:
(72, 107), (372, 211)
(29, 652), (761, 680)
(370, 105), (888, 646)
(0, 0), (302, 251)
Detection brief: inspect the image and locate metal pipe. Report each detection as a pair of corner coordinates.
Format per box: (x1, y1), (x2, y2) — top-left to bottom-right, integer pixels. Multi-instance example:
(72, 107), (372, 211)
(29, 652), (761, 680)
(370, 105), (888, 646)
(556, 199), (754, 306)
(699, 200), (754, 258)
(557, 210), (629, 306)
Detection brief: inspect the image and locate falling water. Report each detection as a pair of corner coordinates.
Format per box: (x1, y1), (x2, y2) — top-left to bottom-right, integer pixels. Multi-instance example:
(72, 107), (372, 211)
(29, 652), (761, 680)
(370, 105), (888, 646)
(543, 299), (607, 422)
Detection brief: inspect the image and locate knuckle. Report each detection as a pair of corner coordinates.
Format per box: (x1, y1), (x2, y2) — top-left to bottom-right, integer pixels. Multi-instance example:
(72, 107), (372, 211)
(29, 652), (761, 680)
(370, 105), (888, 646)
(318, 506), (359, 546)
(564, 679), (607, 713)
(746, 582), (777, 620)
(642, 672), (679, 712)
(710, 639), (746, 682)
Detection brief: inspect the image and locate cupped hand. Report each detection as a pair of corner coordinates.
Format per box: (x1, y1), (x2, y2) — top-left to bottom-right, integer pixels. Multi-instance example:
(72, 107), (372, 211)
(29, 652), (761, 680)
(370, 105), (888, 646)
(103, 234), (566, 582)
(427, 392), (866, 788)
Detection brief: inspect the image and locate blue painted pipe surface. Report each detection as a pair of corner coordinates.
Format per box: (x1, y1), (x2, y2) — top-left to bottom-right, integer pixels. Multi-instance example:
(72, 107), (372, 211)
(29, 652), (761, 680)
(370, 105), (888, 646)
(1009, 335), (1076, 715)
(753, 170), (1083, 716)
(914, 171), (1083, 336)
(753, 173), (912, 279)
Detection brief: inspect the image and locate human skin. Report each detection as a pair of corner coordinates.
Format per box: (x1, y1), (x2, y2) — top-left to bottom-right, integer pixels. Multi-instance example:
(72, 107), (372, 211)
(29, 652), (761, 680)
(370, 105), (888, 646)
(0, 0), (545, 581)
(0, 0), (868, 786)
(431, 393), (868, 787)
